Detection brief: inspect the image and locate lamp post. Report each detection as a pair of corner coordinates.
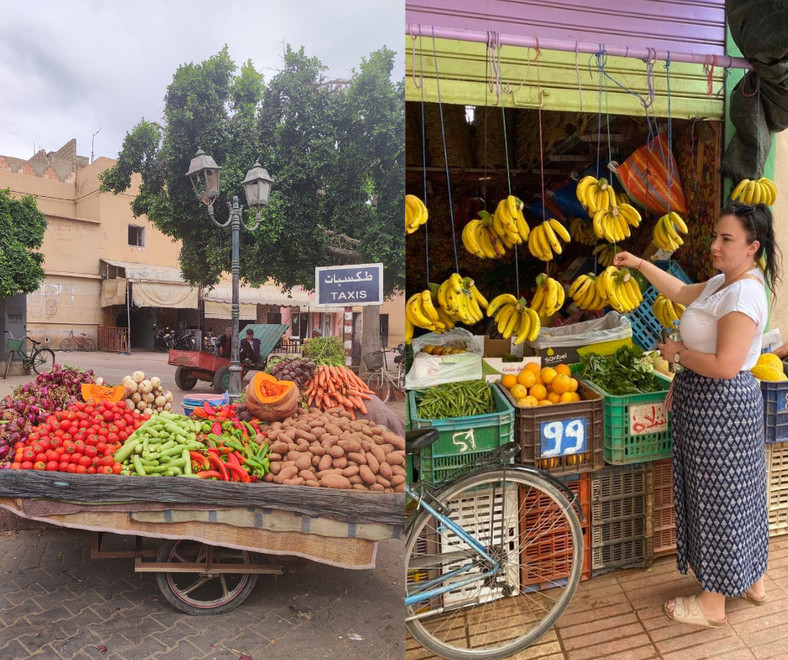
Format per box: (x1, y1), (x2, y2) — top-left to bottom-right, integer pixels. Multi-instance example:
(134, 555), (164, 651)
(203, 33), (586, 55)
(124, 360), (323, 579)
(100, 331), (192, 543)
(186, 148), (274, 402)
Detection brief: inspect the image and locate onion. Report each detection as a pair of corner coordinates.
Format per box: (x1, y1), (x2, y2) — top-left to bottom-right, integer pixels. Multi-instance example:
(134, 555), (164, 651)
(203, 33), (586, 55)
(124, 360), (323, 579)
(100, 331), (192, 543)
(164, 402), (172, 411)
(149, 376), (161, 389)
(154, 396), (166, 408)
(0, 446), (9, 460)
(142, 392), (155, 404)
(132, 371), (145, 383)
(143, 408), (153, 416)
(136, 400), (146, 411)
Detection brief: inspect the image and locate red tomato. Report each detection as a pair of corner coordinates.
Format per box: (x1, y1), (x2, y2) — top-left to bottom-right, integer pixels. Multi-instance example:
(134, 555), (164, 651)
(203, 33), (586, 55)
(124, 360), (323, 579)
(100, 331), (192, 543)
(118, 431), (128, 441)
(13, 441), (25, 451)
(102, 410), (114, 422)
(65, 412), (76, 421)
(78, 419), (89, 428)
(66, 464), (78, 473)
(76, 465), (87, 474)
(98, 428), (108, 438)
(10, 462), (21, 470)
(22, 448), (36, 461)
(70, 453), (83, 464)
(91, 456), (101, 466)
(33, 461), (46, 471)
(86, 466), (96, 474)
(84, 446), (98, 459)
(45, 450), (58, 462)
(54, 446), (65, 456)
(67, 426), (78, 436)
(74, 440), (86, 453)
(59, 419), (71, 431)
(53, 429), (64, 438)
(20, 461), (34, 470)
(62, 440), (75, 454)
(100, 465), (113, 474)
(27, 433), (40, 443)
(45, 461), (59, 472)
(38, 439), (51, 452)
(14, 451), (23, 464)
(107, 433), (119, 444)
(96, 441), (107, 454)
(112, 462), (122, 475)
(101, 456), (115, 467)
(103, 447), (116, 457)
(58, 462), (70, 472)
(78, 456), (92, 467)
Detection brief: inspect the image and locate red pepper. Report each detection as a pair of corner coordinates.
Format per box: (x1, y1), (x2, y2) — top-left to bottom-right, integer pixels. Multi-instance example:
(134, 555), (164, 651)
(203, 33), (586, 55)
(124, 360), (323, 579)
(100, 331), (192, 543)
(203, 401), (214, 415)
(224, 462), (250, 482)
(211, 422), (222, 435)
(233, 451), (246, 465)
(206, 453), (229, 481)
(189, 451), (210, 470)
(193, 408), (208, 419)
(197, 470), (223, 479)
(226, 452), (240, 466)
(206, 447), (221, 456)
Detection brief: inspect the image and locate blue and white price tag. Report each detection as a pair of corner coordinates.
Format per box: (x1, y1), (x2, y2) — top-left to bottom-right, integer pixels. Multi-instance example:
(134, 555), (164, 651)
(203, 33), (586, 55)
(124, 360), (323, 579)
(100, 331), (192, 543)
(540, 418), (587, 457)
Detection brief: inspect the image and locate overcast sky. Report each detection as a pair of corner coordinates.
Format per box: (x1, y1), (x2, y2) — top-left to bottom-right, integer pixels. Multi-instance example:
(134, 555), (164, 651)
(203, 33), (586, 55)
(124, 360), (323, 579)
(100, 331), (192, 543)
(0, 0), (404, 162)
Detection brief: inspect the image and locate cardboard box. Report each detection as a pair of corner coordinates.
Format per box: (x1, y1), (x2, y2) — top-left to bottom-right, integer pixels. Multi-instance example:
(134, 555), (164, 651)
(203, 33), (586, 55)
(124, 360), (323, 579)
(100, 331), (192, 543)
(484, 336), (512, 358)
(483, 356), (541, 383)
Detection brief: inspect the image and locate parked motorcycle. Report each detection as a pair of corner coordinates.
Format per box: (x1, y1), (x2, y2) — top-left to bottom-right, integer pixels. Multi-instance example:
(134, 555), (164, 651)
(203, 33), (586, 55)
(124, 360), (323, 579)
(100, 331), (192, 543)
(173, 329), (196, 351)
(153, 325), (171, 352)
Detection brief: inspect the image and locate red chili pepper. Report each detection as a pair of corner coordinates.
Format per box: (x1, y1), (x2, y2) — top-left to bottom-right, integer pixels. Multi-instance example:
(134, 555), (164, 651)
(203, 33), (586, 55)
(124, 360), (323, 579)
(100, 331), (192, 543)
(197, 470), (223, 479)
(203, 401), (214, 414)
(211, 422), (222, 435)
(206, 447), (221, 456)
(226, 452), (240, 466)
(206, 453), (229, 481)
(224, 462), (250, 483)
(193, 408), (208, 419)
(189, 451), (209, 469)
(233, 451), (246, 465)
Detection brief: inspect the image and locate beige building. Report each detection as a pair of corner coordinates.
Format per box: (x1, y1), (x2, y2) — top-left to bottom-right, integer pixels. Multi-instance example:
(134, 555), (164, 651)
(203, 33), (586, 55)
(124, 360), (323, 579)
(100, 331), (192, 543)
(0, 140), (404, 353)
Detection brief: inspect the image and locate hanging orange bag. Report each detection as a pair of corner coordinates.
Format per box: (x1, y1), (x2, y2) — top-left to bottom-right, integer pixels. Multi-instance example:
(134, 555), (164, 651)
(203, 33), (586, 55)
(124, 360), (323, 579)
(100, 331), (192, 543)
(610, 132), (687, 216)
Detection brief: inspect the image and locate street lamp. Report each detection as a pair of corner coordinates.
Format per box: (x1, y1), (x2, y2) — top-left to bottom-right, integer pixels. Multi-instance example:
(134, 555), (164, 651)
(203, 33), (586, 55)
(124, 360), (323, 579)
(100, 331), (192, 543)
(186, 148), (274, 402)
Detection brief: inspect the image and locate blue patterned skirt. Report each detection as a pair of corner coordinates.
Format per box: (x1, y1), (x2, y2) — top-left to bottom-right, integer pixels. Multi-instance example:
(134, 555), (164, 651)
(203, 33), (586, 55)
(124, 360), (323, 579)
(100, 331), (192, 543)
(671, 369), (768, 597)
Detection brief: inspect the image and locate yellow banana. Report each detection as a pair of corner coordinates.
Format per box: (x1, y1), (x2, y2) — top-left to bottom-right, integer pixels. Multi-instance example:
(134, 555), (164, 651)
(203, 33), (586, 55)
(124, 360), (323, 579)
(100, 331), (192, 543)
(759, 178), (777, 205)
(548, 217), (571, 243)
(541, 220), (563, 255)
(496, 304), (516, 335)
(668, 212), (688, 234)
(523, 307), (542, 343)
(731, 178), (750, 202)
(421, 290), (440, 323)
(529, 285), (546, 314)
(512, 309), (531, 345)
(487, 293), (518, 318)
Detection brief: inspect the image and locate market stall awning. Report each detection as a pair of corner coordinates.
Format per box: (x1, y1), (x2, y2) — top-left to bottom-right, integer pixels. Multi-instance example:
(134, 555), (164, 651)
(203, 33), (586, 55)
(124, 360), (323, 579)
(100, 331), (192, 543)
(203, 300), (257, 320)
(201, 282), (311, 308)
(99, 259), (200, 309)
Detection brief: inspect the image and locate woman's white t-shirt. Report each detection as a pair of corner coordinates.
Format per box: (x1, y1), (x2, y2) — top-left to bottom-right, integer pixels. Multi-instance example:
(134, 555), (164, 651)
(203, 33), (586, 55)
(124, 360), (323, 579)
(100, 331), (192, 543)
(678, 268), (768, 371)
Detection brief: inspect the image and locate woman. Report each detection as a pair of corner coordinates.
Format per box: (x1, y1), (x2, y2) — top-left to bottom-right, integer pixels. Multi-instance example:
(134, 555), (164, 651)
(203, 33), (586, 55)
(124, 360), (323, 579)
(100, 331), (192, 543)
(613, 203), (781, 628)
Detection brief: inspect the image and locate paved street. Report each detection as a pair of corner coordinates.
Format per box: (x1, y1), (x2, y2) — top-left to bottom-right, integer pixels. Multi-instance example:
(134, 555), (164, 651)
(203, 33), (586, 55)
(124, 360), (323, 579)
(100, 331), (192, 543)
(0, 348), (405, 659)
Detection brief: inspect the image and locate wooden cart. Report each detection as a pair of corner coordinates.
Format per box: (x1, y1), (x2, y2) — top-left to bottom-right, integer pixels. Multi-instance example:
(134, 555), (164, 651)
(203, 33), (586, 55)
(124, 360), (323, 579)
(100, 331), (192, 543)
(169, 324), (288, 393)
(0, 471), (403, 615)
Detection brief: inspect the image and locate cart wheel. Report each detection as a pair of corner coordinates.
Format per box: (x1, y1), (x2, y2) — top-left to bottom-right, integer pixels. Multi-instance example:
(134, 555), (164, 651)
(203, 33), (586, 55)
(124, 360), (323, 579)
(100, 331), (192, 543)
(213, 366), (230, 393)
(154, 540), (259, 615)
(174, 367), (198, 390)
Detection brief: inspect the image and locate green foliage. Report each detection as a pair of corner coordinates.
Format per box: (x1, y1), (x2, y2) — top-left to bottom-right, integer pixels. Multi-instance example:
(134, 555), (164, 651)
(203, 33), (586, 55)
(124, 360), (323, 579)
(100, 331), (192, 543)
(0, 189), (47, 298)
(579, 345), (663, 395)
(100, 44), (404, 297)
(302, 336), (346, 366)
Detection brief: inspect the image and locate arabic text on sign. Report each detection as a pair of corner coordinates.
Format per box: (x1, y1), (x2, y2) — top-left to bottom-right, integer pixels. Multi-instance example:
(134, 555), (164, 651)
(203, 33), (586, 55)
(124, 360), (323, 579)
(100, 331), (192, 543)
(540, 419), (587, 457)
(629, 403), (668, 436)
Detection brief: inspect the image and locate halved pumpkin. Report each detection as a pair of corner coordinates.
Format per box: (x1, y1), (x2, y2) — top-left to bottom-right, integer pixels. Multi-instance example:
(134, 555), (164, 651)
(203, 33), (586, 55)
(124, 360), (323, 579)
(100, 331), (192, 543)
(245, 372), (299, 421)
(81, 384), (127, 404)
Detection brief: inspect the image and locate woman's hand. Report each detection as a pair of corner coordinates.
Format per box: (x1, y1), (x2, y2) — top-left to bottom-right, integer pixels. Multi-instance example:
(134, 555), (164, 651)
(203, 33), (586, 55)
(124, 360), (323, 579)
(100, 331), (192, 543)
(657, 337), (685, 365)
(612, 251), (642, 270)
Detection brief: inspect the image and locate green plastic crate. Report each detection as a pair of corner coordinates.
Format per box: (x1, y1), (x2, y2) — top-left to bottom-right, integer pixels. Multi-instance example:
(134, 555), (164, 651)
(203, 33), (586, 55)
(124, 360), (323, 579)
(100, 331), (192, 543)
(408, 383), (515, 484)
(584, 374), (673, 465)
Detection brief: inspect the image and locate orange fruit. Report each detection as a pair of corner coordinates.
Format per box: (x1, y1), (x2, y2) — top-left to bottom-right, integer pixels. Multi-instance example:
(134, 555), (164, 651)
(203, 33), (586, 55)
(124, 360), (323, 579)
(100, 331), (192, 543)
(517, 370), (537, 388)
(567, 377), (579, 393)
(537, 400), (553, 406)
(554, 363), (572, 376)
(551, 374), (572, 395)
(540, 367), (558, 386)
(523, 395), (539, 407)
(510, 384), (528, 400)
(529, 383), (548, 401)
(501, 374), (517, 390)
(547, 392), (561, 404)
(560, 392), (581, 403)
(524, 362), (541, 375)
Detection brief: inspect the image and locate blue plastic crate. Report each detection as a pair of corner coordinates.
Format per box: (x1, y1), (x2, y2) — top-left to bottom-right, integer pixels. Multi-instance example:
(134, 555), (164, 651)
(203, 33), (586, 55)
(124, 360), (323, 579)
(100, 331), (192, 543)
(626, 261), (692, 350)
(763, 372), (788, 443)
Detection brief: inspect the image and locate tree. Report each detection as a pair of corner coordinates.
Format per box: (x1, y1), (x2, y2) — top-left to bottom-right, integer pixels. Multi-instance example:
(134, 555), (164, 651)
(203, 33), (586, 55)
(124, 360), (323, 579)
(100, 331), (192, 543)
(0, 189), (47, 298)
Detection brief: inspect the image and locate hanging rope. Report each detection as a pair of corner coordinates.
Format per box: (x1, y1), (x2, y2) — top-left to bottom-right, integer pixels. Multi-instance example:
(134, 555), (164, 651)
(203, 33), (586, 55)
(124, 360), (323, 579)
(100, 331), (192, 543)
(418, 27), (430, 282)
(431, 27), (460, 274)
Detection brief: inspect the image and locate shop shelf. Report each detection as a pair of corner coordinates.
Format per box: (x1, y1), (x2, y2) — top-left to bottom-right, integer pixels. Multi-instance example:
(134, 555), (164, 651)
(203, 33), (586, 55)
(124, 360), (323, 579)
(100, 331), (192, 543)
(501, 381), (604, 476)
(408, 383), (515, 484)
(590, 464), (651, 575)
(767, 443), (788, 536)
(519, 473), (591, 592)
(648, 458), (677, 557)
(626, 260), (692, 350)
(584, 373), (673, 465)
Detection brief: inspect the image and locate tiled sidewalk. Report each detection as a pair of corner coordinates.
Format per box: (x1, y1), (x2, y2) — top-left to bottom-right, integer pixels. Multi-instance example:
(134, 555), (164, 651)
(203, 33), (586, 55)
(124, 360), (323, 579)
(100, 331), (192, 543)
(407, 535), (788, 659)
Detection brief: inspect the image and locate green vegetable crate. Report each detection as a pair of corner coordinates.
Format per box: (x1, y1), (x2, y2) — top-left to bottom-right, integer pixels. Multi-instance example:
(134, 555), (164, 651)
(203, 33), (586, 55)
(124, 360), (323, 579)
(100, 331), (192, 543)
(584, 373), (673, 465)
(500, 381), (604, 476)
(408, 383), (515, 485)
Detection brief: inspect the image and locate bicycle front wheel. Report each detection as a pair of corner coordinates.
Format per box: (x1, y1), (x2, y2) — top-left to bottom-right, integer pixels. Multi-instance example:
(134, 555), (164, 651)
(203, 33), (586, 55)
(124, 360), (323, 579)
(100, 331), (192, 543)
(31, 348), (56, 375)
(406, 467), (583, 659)
(366, 371), (391, 403)
(60, 337), (77, 352)
(81, 338), (96, 352)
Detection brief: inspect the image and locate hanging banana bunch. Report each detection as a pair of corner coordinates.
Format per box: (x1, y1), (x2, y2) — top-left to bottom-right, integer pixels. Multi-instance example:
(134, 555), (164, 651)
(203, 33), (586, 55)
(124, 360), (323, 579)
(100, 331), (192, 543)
(462, 195), (530, 259)
(486, 294), (541, 345)
(592, 243), (621, 267)
(569, 217), (597, 246)
(527, 218), (572, 261)
(616, 191), (631, 205)
(596, 266), (643, 314)
(653, 212), (688, 252)
(576, 175), (616, 214)
(529, 274), (566, 318)
(653, 294), (686, 329)
(436, 274), (488, 326)
(592, 204), (642, 243)
(568, 273), (608, 311)
(731, 177), (777, 205)
(405, 194), (429, 234)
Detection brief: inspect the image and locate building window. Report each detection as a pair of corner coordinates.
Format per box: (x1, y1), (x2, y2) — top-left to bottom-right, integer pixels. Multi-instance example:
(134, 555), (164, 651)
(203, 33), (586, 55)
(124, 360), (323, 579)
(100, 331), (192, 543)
(128, 225), (145, 247)
(267, 312), (282, 324)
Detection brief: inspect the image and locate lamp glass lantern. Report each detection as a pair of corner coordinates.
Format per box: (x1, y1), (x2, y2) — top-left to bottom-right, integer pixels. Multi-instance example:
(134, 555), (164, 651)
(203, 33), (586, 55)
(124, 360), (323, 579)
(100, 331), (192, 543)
(186, 148), (222, 206)
(241, 162), (274, 209)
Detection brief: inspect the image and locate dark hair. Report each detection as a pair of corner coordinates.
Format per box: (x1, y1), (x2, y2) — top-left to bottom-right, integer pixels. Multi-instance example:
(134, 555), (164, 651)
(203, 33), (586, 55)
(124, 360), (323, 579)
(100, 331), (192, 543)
(721, 203), (782, 295)
(245, 328), (254, 335)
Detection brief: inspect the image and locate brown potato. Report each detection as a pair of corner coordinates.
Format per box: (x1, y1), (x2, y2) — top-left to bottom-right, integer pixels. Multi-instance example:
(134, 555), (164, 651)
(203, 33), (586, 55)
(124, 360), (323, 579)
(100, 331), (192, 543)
(319, 473), (352, 489)
(359, 465), (377, 485)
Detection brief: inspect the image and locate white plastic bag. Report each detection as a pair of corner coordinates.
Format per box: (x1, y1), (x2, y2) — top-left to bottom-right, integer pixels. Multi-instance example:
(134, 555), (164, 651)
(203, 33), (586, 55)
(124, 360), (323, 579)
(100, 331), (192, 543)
(406, 329), (482, 390)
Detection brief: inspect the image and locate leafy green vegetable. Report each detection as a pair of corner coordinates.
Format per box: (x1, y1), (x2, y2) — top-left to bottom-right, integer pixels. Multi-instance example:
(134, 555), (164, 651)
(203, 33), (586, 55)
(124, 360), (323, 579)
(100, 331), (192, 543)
(579, 345), (663, 395)
(301, 336), (346, 366)
(416, 380), (495, 419)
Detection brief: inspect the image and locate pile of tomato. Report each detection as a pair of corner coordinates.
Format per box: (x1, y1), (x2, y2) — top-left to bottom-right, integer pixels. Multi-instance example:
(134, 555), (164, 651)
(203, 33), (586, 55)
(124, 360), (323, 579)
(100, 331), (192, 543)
(8, 401), (148, 474)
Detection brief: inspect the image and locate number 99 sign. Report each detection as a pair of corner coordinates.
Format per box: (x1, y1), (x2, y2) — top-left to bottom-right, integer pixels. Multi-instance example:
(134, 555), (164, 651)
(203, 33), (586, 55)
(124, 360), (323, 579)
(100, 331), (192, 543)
(540, 418), (587, 457)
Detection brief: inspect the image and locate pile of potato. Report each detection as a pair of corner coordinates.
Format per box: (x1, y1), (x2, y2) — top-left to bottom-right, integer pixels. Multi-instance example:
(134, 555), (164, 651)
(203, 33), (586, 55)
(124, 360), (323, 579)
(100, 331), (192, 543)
(121, 370), (174, 416)
(262, 407), (406, 492)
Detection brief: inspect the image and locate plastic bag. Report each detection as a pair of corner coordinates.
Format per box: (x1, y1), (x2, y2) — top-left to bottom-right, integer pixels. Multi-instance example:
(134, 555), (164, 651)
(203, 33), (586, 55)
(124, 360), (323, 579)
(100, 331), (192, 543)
(529, 312), (631, 349)
(406, 329), (483, 390)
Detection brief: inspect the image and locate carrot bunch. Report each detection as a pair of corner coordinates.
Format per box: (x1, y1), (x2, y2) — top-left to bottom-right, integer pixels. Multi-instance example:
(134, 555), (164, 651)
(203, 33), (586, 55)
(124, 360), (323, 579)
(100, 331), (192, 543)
(304, 365), (373, 419)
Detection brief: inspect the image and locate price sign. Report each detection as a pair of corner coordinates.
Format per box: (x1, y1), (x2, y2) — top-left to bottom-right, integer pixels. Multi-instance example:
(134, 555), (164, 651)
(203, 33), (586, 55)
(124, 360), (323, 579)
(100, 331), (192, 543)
(451, 429), (477, 453)
(629, 403), (668, 436)
(540, 418), (587, 457)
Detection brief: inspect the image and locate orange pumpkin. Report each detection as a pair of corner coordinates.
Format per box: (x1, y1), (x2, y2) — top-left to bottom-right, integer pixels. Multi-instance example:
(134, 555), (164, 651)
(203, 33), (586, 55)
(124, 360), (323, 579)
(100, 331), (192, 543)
(81, 384), (127, 404)
(245, 372), (300, 421)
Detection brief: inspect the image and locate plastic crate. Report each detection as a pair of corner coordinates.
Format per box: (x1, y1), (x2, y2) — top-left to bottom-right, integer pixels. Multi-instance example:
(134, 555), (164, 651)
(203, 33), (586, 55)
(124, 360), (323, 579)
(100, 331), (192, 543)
(519, 473), (591, 592)
(626, 260), (692, 350)
(590, 464), (651, 575)
(408, 383), (515, 484)
(762, 365), (788, 443)
(648, 458), (677, 557)
(767, 443), (788, 537)
(183, 393), (229, 417)
(584, 373), (673, 465)
(501, 380), (604, 476)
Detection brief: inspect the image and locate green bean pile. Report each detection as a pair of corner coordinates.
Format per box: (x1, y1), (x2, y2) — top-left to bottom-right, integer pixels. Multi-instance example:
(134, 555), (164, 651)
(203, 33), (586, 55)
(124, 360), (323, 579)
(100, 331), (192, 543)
(416, 380), (495, 420)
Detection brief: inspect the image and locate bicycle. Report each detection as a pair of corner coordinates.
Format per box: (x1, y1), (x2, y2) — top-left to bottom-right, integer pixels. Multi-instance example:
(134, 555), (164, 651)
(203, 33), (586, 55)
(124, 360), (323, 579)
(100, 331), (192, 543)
(364, 345), (405, 403)
(3, 331), (57, 378)
(405, 430), (585, 659)
(60, 329), (96, 352)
